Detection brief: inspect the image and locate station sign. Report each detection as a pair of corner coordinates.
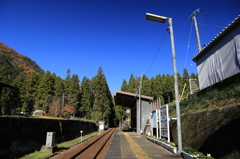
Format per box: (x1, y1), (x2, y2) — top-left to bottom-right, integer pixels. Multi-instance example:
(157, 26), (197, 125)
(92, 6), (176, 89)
(160, 105), (170, 142)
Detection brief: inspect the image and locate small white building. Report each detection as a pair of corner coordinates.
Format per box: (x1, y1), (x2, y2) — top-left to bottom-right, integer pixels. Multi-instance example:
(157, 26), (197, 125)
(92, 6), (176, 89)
(32, 110), (44, 116)
(193, 15), (240, 90)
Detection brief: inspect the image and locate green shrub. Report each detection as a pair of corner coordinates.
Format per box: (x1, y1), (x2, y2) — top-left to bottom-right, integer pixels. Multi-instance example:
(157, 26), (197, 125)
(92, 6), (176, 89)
(183, 146), (214, 159)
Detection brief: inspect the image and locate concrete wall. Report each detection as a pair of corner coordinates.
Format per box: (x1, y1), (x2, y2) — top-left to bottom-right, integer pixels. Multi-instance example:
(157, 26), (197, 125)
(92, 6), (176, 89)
(136, 99), (152, 134)
(170, 105), (240, 159)
(0, 117), (97, 158)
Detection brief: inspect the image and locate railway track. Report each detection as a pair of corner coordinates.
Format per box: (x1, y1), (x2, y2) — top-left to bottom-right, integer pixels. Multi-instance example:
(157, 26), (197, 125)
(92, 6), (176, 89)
(54, 128), (117, 159)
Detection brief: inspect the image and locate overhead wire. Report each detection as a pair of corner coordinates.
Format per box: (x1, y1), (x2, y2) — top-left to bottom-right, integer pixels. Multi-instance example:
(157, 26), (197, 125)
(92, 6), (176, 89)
(145, 30), (168, 76)
(200, 9), (234, 19)
(175, 19), (190, 36)
(197, 23), (225, 28)
(145, 19), (190, 76)
(197, 11), (210, 46)
(197, 9), (227, 46)
(184, 19), (193, 69)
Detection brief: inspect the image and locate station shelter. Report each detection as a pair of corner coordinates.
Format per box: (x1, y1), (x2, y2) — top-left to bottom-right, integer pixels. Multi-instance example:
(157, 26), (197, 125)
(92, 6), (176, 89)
(114, 90), (153, 134)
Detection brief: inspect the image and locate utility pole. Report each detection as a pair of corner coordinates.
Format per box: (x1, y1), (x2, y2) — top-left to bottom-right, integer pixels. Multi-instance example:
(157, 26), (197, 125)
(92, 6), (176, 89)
(62, 93), (67, 109)
(168, 18), (182, 153)
(138, 72), (143, 135)
(189, 8), (202, 52)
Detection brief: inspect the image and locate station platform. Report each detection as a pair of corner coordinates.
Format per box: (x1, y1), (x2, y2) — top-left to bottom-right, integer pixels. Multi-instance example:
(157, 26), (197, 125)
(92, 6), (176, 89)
(105, 128), (183, 159)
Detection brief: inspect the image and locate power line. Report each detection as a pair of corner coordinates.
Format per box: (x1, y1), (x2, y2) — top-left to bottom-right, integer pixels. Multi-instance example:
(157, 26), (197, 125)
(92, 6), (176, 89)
(197, 23), (225, 28)
(184, 19), (193, 69)
(200, 9), (234, 19)
(145, 30), (167, 75)
(145, 19), (190, 76)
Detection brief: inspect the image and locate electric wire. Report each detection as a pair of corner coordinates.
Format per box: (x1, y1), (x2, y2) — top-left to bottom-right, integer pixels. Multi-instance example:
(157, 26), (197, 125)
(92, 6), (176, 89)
(184, 20), (193, 69)
(175, 19), (190, 36)
(197, 23), (225, 28)
(200, 11), (214, 41)
(200, 9), (234, 19)
(145, 19), (190, 76)
(197, 12), (210, 46)
(145, 30), (167, 76)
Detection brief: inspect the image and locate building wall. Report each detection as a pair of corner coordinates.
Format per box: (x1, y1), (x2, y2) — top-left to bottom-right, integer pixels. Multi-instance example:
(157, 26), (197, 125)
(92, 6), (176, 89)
(196, 24), (240, 90)
(136, 99), (152, 134)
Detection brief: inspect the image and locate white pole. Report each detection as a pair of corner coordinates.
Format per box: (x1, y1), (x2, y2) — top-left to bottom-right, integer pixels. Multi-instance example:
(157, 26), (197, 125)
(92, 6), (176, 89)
(156, 109), (159, 138)
(166, 105), (170, 142)
(80, 130), (83, 143)
(168, 18), (182, 152)
(159, 108), (161, 138)
(138, 73), (143, 135)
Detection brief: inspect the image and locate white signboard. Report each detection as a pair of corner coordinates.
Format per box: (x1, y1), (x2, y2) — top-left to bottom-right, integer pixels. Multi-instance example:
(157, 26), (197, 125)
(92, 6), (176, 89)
(160, 105), (170, 141)
(151, 111), (156, 128)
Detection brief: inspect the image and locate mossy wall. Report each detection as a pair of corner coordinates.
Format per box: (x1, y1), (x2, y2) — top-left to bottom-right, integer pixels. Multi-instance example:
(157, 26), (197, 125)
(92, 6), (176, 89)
(170, 105), (240, 159)
(0, 117), (97, 158)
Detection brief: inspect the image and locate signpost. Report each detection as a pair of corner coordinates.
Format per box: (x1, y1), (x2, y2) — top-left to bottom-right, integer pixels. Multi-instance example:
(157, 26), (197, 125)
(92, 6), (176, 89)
(160, 105), (170, 142)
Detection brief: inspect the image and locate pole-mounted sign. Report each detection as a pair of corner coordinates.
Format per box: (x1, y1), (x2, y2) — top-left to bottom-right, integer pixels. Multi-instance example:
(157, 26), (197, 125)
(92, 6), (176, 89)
(160, 105), (170, 142)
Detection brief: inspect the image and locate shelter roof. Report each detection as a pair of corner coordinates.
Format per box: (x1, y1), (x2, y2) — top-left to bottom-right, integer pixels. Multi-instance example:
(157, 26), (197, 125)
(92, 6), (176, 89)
(114, 90), (153, 108)
(193, 15), (240, 62)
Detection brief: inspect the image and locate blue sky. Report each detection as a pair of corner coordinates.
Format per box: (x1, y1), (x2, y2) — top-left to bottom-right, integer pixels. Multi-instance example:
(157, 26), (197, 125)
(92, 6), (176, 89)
(1, 0), (239, 95)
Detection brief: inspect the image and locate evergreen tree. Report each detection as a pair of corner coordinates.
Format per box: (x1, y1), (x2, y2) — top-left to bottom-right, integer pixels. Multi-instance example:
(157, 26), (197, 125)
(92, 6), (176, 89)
(80, 76), (93, 119)
(92, 67), (113, 122)
(114, 105), (127, 126)
(53, 75), (64, 97)
(190, 72), (198, 79)
(64, 69), (71, 95)
(151, 75), (164, 105)
(25, 72), (40, 98)
(177, 72), (183, 99)
(49, 74), (64, 117)
(0, 67), (12, 115)
(68, 74), (81, 112)
(128, 74), (138, 93)
(162, 74), (174, 103)
(141, 74), (151, 96)
(23, 72), (40, 114)
(37, 70), (54, 113)
(150, 77), (155, 97)
(183, 68), (190, 94)
(12, 72), (27, 113)
(121, 79), (128, 92)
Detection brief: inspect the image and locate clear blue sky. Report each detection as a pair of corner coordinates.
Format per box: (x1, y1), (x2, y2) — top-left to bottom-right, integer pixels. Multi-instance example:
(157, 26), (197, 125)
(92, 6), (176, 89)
(1, 0), (239, 95)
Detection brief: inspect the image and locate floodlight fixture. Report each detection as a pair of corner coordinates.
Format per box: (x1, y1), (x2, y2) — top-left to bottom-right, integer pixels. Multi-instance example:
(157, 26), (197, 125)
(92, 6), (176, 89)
(146, 13), (168, 23)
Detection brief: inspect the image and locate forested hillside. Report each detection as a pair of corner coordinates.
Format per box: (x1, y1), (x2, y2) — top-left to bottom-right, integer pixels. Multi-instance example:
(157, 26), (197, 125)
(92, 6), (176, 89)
(0, 42), (44, 78)
(0, 42), (198, 126)
(120, 71), (198, 104)
(0, 43), (115, 125)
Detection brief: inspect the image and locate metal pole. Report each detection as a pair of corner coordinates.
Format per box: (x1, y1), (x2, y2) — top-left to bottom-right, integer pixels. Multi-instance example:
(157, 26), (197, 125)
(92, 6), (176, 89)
(189, 9), (201, 52)
(138, 73), (143, 135)
(80, 130), (83, 143)
(168, 18), (182, 152)
(159, 108), (161, 137)
(156, 109), (159, 138)
(192, 14), (201, 52)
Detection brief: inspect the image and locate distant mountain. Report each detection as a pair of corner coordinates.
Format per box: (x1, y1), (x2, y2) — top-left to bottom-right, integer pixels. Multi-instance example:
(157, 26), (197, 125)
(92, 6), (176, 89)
(0, 42), (44, 79)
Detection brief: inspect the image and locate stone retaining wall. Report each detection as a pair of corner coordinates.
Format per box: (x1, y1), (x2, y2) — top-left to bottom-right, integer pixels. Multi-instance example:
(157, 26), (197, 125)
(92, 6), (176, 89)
(0, 117), (97, 158)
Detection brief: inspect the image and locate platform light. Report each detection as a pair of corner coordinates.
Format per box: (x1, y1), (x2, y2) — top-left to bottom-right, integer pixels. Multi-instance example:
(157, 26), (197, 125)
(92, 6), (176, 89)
(146, 13), (168, 23)
(146, 13), (182, 154)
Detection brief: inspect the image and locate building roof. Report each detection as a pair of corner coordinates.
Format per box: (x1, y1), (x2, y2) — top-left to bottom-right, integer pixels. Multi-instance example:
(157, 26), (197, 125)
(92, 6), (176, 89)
(114, 90), (153, 107)
(193, 15), (240, 62)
